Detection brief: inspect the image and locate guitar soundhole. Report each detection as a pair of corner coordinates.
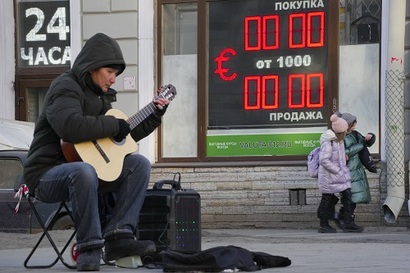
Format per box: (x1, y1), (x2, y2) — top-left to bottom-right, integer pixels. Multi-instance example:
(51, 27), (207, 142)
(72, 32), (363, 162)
(111, 137), (125, 145)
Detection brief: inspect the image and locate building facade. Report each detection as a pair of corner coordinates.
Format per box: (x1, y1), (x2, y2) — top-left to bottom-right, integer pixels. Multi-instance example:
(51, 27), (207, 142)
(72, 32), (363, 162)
(1, 0), (409, 229)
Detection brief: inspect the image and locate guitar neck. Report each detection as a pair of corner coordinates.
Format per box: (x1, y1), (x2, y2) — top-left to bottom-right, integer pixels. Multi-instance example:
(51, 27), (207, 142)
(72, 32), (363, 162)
(126, 102), (156, 130)
(126, 84), (176, 130)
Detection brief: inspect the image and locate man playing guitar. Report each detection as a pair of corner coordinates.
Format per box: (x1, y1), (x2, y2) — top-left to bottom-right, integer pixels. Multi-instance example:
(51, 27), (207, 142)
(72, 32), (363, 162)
(23, 33), (173, 271)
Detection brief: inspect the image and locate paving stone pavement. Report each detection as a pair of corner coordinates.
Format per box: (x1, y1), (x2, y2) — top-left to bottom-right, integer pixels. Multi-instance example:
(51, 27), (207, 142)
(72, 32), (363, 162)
(0, 227), (409, 273)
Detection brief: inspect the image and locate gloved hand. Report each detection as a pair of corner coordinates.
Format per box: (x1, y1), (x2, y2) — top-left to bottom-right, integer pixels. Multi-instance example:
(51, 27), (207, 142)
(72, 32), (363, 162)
(155, 104), (168, 117)
(114, 119), (130, 142)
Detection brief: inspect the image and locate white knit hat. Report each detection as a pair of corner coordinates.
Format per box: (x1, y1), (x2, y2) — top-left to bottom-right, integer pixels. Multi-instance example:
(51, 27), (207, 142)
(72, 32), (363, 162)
(330, 114), (348, 133)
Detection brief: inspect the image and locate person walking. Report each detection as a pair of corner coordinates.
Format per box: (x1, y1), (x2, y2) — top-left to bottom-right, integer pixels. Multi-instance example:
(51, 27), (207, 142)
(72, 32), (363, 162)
(317, 114), (364, 233)
(335, 112), (376, 229)
(23, 33), (172, 271)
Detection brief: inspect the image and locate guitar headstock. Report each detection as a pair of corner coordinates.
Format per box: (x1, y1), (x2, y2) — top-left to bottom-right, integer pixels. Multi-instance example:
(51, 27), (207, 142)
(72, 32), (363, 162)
(157, 84), (177, 101)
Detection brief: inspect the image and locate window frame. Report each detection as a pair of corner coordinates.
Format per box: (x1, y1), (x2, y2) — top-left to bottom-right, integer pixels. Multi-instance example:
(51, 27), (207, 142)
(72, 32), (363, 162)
(156, 0), (339, 165)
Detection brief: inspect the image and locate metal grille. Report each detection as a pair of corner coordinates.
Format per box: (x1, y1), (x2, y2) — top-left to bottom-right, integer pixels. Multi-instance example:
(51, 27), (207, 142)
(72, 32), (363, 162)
(346, 0), (381, 16)
(340, 0), (382, 45)
(385, 70), (406, 188)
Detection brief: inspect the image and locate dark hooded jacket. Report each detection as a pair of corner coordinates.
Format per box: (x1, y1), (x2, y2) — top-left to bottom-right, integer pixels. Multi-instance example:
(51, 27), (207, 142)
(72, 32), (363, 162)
(24, 33), (164, 190)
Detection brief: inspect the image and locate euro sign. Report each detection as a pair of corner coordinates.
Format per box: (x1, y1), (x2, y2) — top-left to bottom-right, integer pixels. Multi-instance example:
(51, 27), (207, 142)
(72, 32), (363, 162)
(214, 48), (237, 81)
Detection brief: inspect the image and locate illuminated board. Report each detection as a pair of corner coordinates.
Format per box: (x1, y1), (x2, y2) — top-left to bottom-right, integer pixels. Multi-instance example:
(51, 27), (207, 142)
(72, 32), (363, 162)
(17, 0), (70, 67)
(208, 0), (331, 129)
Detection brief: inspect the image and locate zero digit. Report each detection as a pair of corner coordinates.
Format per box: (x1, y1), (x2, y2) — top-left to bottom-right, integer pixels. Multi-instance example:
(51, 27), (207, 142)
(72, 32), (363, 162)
(244, 11), (325, 51)
(289, 12), (325, 48)
(289, 73), (324, 109)
(244, 73), (324, 110)
(244, 15), (279, 51)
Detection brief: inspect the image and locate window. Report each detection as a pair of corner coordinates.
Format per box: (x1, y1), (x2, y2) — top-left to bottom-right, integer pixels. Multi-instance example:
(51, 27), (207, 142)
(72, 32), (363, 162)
(338, 0), (381, 155)
(289, 189), (306, 206)
(160, 3), (198, 158)
(0, 159), (23, 190)
(339, 0), (382, 45)
(158, 0), (338, 163)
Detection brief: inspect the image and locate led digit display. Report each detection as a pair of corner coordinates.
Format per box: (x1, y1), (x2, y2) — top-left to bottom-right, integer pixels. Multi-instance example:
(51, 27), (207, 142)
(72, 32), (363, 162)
(208, 0), (331, 129)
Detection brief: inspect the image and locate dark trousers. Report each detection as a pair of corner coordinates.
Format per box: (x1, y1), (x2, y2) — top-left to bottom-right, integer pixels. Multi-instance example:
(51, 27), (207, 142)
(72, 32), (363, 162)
(318, 189), (354, 226)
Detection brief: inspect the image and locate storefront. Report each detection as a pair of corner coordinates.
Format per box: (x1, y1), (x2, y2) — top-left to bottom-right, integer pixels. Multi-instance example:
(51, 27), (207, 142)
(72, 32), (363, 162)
(1, 0), (408, 228)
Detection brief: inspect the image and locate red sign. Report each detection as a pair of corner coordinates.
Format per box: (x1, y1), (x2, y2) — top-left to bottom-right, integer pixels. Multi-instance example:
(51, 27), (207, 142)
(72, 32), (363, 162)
(208, 0), (331, 129)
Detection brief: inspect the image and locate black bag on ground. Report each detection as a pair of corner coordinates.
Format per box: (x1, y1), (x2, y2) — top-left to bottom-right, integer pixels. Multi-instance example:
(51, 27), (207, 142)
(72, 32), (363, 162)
(162, 245), (291, 272)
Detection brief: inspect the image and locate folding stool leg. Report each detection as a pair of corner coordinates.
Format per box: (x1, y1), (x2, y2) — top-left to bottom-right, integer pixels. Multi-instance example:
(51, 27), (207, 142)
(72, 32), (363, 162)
(24, 197), (77, 269)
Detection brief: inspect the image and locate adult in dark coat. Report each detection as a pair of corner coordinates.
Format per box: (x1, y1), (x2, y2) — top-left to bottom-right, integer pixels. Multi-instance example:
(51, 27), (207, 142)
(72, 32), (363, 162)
(23, 33), (170, 271)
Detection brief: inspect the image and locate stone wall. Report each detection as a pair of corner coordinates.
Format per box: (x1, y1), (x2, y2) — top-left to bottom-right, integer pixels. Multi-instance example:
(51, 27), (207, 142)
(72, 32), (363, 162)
(151, 163), (409, 230)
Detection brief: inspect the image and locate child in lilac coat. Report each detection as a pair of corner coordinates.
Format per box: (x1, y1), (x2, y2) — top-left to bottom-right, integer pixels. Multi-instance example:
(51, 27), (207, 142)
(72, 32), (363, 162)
(317, 114), (364, 233)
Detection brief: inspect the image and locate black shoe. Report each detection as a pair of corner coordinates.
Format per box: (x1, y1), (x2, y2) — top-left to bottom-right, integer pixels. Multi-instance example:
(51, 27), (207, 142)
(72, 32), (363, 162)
(318, 224), (337, 233)
(104, 238), (156, 261)
(341, 222), (364, 233)
(76, 248), (101, 271)
(333, 213), (345, 229)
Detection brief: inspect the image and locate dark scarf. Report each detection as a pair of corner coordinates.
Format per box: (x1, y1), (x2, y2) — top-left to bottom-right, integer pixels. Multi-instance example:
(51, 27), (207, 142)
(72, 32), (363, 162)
(84, 73), (103, 96)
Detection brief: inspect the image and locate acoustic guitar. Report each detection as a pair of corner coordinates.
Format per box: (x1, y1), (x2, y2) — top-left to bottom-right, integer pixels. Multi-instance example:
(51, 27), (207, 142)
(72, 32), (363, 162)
(61, 84), (177, 181)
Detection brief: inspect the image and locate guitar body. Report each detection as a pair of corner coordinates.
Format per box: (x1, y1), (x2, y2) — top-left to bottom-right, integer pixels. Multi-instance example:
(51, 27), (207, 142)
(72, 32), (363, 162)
(62, 84), (177, 182)
(73, 109), (137, 182)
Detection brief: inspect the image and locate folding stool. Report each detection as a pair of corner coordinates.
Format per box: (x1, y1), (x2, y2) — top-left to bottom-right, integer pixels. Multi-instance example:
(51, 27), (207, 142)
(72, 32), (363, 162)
(15, 184), (77, 269)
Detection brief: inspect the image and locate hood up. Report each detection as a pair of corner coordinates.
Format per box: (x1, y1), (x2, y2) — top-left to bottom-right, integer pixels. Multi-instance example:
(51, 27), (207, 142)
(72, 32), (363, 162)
(71, 33), (126, 86)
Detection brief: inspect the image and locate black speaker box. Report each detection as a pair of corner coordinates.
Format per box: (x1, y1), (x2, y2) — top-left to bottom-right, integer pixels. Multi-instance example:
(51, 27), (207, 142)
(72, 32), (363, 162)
(138, 176), (201, 253)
